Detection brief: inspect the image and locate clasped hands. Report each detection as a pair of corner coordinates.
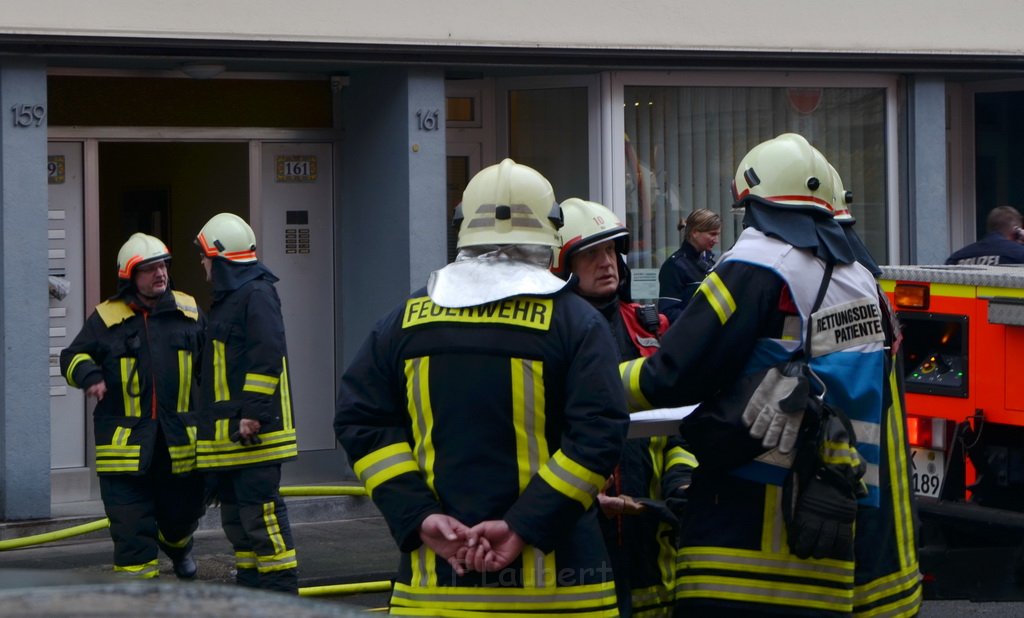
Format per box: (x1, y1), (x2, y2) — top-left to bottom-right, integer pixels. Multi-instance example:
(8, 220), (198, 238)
(418, 514), (525, 576)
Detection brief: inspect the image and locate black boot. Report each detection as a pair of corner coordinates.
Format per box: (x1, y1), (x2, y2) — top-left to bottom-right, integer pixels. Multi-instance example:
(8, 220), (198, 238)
(173, 550), (197, 580)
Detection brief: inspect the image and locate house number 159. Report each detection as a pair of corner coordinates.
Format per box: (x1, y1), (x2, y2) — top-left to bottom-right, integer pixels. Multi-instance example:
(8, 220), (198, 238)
(11, 104), (45, 128)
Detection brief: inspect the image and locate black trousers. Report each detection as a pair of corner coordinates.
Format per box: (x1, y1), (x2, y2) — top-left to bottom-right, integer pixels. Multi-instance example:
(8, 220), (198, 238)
(99, 432), (205, 576)
(215, 464), (298, 593)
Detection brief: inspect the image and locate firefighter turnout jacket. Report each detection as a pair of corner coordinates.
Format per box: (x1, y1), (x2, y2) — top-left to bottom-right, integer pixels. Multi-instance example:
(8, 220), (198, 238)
(61, 290), (203, 476)
(602, 300), (697, 617)
(619, 227), (916, 616)
(197, 275), (297, 470)
(335, 289), (629, 617)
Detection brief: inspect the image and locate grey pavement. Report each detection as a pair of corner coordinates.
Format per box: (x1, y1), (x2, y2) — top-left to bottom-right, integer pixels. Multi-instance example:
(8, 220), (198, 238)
(0, 494), (399, 615)
(3, 495), (1023, 615)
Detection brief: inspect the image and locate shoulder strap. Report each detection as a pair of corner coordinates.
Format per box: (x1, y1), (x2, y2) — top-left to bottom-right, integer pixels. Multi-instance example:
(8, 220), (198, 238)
(803, 261), (835, 358)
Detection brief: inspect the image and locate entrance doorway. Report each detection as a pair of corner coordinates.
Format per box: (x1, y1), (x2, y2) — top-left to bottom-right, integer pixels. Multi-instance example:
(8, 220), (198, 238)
(98, 142), (249, 309)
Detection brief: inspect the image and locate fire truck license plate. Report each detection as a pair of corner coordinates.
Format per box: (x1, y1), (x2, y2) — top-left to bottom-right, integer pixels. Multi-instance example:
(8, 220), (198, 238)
(911, 448), (945, 498)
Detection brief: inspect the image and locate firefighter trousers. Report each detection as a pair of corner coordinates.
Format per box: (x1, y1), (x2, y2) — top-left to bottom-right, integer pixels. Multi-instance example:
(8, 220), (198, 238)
(98, 433), (205, 578)
(214, 464), (298, 593)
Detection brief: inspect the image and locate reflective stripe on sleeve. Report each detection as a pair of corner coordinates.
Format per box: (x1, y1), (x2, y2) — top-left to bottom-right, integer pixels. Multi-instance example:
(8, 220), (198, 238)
(619, 358), (653, 412)
(65, 353), (94, 388)
(537, 450), (605, 510)
(352, 442), (420, 497)
(243, 372), (280, 395)
(666, 445), (699, 470)
(698, 272), (737, 325)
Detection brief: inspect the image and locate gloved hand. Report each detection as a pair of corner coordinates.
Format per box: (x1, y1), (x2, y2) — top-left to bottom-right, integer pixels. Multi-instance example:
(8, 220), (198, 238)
(230, 431), (262, 446)
(741, 362), (810, 454)
(783, 471), (857, 560)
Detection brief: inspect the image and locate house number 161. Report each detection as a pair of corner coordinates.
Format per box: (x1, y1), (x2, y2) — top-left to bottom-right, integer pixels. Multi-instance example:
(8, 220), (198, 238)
(11, 104), (45, 128)
(416, 109), (439, 131)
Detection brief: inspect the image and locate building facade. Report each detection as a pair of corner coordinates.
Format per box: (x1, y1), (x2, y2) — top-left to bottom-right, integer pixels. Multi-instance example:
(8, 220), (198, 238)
(2, 1), (1022, 519)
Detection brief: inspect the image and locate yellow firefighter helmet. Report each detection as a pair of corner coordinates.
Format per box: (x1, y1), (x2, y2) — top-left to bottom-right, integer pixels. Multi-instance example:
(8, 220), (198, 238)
(196, 212), (258, 263)
(117, 233), (171, 280)
(552, 198), (629, 278)
(453, 158), (563, 249)
(732, 133), (836, 215)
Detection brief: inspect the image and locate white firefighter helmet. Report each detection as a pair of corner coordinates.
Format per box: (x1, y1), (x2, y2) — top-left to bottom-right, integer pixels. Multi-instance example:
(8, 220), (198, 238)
(117, 233), (171, 280)
(196, 212), (258, 263)
(829, 164), (855, 222)
(453, 158), (563, 249)
(552, 198), (629, 278)
(732, 133), (836, 215)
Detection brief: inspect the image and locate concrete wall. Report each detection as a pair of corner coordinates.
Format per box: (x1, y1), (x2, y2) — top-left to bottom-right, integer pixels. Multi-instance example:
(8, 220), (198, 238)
(4, 1), (1023, 56)
(0, 61), (50, 520)
(338, 68), (446, 369)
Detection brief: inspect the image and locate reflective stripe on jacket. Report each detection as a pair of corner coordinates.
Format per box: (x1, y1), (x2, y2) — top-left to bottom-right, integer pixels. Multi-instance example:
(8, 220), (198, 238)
(60, 290), (203, 476)
(197, 277), (297, 470)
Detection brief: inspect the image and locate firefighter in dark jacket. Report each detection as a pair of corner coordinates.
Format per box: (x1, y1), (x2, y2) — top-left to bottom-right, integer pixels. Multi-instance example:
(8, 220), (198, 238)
(334, 159), (628, 617)
(60, 233), (205, 579)
(620, 134), (897, 616)
(555, 198), (697, 617)
(195, 212), (299, 593)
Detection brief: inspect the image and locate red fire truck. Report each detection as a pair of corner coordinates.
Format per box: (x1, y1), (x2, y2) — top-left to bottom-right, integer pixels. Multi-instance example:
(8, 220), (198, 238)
(881, 264), (1024, 600)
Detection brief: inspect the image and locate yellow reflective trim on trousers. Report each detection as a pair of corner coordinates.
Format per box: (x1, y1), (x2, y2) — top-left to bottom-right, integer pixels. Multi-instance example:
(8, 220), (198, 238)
(243, 372), (279, 395)
(261, 500), (288, 555)
(280, 357), (294, 430)
(853, 562), (922, 610)
(537, 450), (604, 510)
(389, 580), (618, 612)
(676, 574), (851, 612)
(698, 272), (736, 325)
(66, 353), (94, 388)
(235, 550), (258, 569)
(620, 358), (653, 412)
(114, 559), (160, 579)
(405, 358), (437, 494)
(158, 529), (191, 549)
(351, 441), (419, 497)
(177, 349), (192, 412)
(510, 357), (555, 589)
(213, 340), (230, 402)
(119, 357), (141, 417)
(258, 548), (298, 573)
(665, 445), (699, 469)
(887, 367), (918, 571)
(678, 546), (854, 584)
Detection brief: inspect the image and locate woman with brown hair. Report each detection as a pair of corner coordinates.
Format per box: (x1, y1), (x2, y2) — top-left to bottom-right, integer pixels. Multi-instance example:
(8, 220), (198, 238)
(657, 209), (722, 323)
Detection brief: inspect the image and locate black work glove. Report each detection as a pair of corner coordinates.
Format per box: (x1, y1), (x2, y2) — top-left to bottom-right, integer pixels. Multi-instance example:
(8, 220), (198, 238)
(230, 431), (262, 446)
(783, 470), (857, 560)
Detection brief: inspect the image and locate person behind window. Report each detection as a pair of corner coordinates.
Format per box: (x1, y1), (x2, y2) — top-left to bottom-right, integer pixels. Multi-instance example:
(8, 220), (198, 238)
(554, 198), (696, 617)
(657, 209), (721, 323)
(945, 205), (1024, 265)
